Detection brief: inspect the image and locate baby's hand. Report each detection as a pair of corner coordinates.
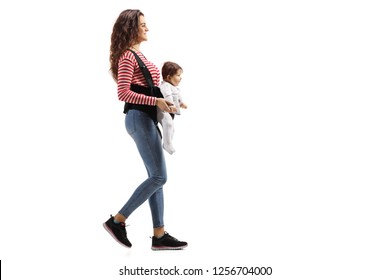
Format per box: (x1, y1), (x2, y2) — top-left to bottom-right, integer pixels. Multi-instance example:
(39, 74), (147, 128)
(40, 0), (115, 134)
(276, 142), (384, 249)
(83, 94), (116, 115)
(180, 102), (188, 109)
(169, 106), (178, 113)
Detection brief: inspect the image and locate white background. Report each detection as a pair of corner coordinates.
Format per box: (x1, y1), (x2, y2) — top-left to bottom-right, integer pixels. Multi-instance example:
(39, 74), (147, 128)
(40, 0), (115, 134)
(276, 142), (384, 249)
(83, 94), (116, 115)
(1, 0), (389, 279)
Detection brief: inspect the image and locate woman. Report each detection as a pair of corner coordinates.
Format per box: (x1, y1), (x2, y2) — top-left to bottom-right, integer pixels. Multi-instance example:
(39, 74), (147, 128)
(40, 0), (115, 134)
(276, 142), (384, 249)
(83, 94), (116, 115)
(103, 9), (187, 250)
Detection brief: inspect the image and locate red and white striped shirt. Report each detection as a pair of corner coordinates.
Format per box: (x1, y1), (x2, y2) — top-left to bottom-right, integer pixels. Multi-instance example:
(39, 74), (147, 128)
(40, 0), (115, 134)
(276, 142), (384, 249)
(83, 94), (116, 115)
(117, 50), (160, 106)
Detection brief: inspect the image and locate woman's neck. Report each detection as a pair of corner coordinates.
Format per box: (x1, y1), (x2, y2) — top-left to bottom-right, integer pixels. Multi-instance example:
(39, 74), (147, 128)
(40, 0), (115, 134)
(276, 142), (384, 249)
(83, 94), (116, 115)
(129, 44), (141, 52)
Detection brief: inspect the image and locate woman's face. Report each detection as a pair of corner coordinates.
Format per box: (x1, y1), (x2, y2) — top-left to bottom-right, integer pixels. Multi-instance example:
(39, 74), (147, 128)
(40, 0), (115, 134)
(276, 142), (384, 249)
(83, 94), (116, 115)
(137, 15), (149, 43)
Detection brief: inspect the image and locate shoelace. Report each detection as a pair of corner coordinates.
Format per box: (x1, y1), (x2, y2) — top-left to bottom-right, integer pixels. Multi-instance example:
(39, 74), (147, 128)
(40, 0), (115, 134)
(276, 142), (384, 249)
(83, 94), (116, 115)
(118, 222), (130, 235)
(150, 232), (173, 240)
(110, 215), (129, 228)
(162, 232), (179, 241)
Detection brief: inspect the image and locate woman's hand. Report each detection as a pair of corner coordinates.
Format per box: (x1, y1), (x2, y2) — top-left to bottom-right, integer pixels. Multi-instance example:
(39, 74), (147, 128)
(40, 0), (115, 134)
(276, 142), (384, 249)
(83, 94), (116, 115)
(156, 98), (177, 113)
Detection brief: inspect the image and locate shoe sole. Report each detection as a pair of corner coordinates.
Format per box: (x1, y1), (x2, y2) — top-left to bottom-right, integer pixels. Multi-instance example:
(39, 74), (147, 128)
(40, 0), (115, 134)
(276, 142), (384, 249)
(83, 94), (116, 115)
(103, 223), (132, 248)
(151, 244), (188, 251)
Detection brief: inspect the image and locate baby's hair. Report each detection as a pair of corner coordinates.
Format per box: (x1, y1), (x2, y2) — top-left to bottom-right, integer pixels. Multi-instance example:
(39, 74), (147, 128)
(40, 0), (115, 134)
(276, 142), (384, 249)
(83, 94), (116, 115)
(162, 61), (183, 81)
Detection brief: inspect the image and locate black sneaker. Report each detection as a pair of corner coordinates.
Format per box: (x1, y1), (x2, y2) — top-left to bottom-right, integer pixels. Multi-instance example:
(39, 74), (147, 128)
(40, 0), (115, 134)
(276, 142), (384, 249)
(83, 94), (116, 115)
(151, 232), (187, 250)
(103, 216), (132, 248)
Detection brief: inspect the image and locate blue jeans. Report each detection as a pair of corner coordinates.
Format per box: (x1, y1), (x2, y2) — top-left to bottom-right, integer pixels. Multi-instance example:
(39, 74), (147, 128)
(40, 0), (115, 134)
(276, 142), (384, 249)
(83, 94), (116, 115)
(118, 109), (167, 228)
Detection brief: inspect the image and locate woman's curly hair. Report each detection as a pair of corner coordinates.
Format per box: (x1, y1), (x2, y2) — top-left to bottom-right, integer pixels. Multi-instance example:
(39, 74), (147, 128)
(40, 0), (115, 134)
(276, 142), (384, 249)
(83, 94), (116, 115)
(110, 9), (143, 81)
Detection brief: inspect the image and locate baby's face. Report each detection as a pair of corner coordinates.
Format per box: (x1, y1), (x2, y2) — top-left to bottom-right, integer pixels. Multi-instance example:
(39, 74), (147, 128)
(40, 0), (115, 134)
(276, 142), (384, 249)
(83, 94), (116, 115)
(168, 69), (182, 87)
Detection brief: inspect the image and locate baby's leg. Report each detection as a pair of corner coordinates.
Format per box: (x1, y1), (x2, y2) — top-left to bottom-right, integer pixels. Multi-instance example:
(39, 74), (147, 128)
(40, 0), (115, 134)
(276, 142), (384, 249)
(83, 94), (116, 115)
(161, 113), (175, 154)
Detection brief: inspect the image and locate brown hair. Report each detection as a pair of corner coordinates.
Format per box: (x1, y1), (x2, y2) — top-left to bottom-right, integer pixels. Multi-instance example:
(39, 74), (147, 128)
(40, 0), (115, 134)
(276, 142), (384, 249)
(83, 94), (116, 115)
(161, 61), (183, 81)
(109, 9), (144, 81)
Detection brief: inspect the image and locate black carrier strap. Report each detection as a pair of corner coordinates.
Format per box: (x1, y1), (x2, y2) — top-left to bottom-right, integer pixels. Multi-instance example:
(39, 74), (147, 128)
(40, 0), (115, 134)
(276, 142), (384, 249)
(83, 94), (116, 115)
(132, 50), (154, 88)
(123, 50), (163, 123)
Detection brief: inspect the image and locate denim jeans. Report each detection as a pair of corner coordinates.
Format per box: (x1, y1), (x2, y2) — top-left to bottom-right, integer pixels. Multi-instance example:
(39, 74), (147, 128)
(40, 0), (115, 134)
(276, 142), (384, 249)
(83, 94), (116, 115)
(118, 109), (167, 228)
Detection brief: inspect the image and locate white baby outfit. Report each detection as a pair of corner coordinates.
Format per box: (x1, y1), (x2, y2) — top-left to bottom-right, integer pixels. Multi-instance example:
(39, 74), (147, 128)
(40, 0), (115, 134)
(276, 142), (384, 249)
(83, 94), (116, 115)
(157, 81), (184, 154)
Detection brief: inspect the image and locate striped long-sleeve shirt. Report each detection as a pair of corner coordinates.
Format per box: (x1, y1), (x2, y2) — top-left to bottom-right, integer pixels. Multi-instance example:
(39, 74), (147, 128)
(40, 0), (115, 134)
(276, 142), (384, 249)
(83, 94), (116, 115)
(117, 50), (160, 106)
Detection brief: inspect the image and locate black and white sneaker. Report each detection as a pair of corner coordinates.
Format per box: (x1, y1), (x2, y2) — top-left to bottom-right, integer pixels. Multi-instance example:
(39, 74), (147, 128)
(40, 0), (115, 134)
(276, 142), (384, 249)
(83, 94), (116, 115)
(151, 232), (187, 250)
(103, 216), (132, 248)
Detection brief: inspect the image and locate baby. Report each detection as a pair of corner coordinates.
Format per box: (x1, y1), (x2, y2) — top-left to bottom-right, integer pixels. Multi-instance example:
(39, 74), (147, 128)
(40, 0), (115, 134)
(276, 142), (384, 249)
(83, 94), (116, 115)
(157, 61), (187, 154)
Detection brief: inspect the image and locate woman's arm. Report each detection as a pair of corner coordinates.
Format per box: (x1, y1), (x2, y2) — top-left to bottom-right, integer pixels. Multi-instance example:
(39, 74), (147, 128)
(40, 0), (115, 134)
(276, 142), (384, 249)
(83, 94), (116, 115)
(117, 56), (156, 106)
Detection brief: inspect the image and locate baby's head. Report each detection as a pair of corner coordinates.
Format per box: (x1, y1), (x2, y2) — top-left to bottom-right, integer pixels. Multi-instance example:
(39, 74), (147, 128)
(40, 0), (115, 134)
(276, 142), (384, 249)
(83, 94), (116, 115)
(162, 61), (183, 87)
